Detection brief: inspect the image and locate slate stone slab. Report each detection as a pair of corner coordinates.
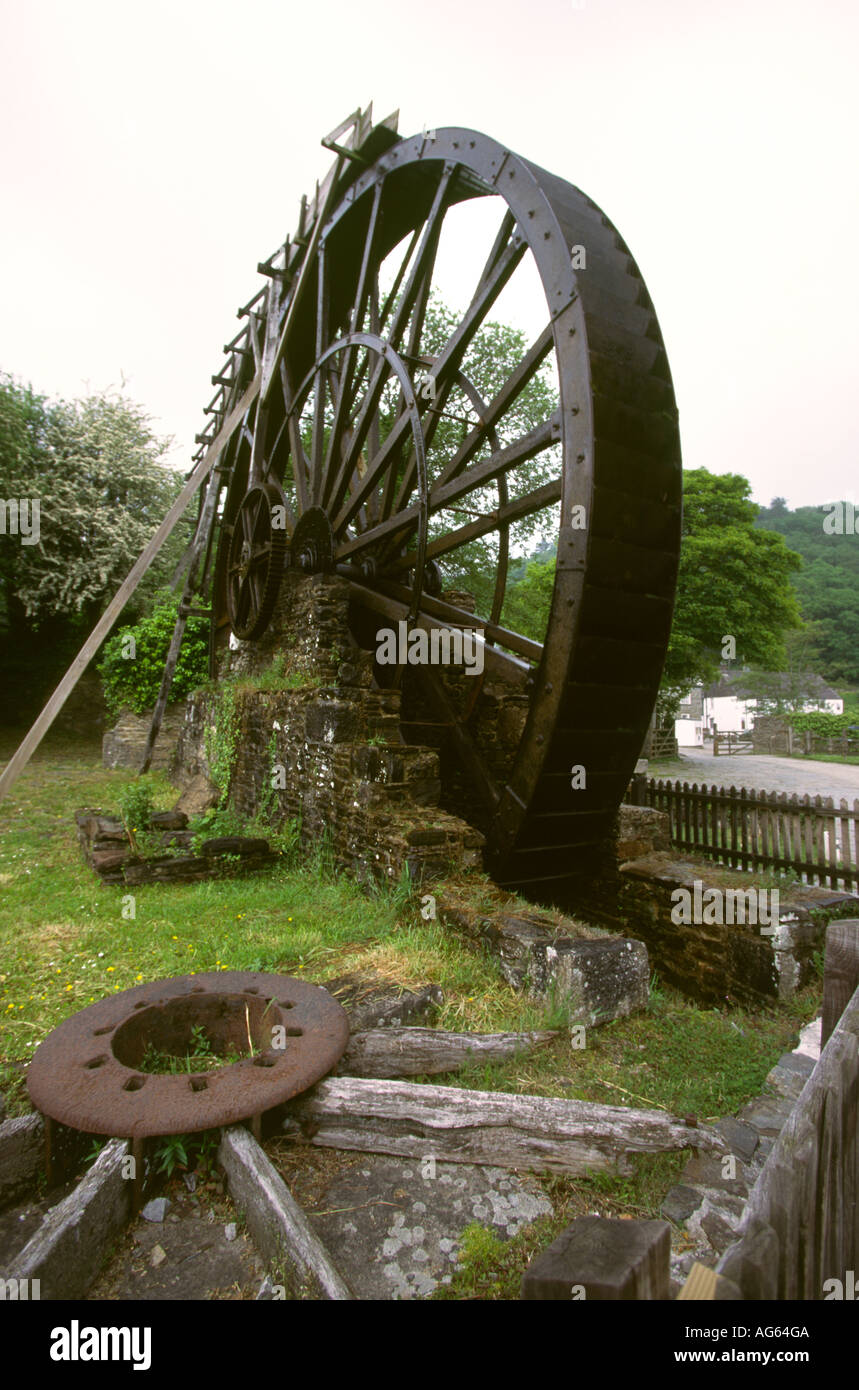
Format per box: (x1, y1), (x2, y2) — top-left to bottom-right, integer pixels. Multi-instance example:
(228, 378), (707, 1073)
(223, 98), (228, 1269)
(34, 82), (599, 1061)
(736, 1096), (795, 1138)
(681, 1155), (750, 1199)
(141, 1198), (170, 1223)
(661, 1185), (704, 1224)
(765, 1051), (815, 1101)
(714, 1116), (759, 1163)
(0, 1113), (44, 1206)
(309, 1155), (552, 1301)
(346, 984), (444, 1033)
(702, 1207), (742, 1255)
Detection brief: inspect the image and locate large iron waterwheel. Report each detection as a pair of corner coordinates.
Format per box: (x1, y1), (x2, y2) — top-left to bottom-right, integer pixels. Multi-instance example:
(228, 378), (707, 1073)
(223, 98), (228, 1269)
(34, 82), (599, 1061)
(206, 118), (682, 898)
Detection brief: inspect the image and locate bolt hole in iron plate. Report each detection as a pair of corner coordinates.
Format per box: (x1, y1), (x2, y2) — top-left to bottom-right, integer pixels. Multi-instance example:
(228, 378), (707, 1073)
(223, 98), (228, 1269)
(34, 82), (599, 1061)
(27, 972), (349, 1138)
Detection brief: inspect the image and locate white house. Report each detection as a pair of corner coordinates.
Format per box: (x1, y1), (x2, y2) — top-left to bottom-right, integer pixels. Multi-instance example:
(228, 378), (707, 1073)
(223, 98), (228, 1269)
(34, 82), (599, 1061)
(675, 672), (843, 746)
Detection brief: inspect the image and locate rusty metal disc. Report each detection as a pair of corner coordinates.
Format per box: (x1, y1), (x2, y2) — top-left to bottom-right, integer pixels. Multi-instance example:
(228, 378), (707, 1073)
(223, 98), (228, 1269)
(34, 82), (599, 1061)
(27, 972), (349, 1139)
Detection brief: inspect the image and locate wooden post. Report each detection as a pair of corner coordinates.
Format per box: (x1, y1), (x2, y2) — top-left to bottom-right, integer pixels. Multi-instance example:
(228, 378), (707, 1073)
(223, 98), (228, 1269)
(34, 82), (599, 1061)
(138, 610), (188, 775)
(822, 919), (859, 1045)
(678, 1261), (743, 1300)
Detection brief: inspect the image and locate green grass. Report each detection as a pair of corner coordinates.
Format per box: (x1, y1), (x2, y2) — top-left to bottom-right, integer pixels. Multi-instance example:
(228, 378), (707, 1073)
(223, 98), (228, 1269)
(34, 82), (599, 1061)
(0, 730), (544, 1065)
(0, 729), (821, 1140)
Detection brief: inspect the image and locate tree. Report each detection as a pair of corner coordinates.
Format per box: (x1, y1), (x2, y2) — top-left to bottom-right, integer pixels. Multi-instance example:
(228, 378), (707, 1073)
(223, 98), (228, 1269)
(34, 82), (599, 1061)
(98, 590), (209, 719)
(658, 470), (802, 714)
(500, 549), (555, 643)
(0, 373), (192, 710)
(741, 627), (829, 714)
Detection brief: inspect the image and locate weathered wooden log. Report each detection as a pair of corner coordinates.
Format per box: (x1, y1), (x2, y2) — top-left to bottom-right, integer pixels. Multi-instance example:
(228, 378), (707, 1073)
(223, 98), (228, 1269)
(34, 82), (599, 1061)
(282, 1077), (726, 1176)
(337, 1027), (559, 1078)
(218, 1126), (352, 1300)
(9, 1139), (131, 1300)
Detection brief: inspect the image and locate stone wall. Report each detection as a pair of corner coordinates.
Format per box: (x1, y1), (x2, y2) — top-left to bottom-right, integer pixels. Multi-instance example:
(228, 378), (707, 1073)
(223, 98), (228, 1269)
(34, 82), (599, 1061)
(75, 809), (277, 886)
(103, 705), (186, 773)
(565, 806), (859, 1006)
(174, 573), (484, 886)
(751, 715), (791, 755)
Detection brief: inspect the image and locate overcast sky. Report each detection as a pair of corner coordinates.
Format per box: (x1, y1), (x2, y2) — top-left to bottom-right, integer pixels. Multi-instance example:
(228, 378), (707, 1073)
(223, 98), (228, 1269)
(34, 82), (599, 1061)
(1, 0), (856, 510)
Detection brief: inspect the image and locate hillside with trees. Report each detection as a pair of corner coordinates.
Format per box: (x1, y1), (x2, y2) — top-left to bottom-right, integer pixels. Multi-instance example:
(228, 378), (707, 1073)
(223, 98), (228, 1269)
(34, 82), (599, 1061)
(755, 498), (859, 685)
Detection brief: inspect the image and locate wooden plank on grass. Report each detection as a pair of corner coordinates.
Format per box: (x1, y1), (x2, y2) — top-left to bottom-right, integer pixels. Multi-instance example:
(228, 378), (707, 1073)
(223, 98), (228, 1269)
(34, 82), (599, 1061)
(281, 1077), (726, 1176)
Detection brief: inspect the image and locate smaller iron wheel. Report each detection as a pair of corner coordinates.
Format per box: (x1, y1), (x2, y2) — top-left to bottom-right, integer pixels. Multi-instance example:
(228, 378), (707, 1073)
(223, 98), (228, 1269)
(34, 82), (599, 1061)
(226, 482), (287, 640)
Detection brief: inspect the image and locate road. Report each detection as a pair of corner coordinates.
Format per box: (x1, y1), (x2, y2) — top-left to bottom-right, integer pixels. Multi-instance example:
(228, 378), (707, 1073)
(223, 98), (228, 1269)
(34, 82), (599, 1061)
(649, 746), (859, 805)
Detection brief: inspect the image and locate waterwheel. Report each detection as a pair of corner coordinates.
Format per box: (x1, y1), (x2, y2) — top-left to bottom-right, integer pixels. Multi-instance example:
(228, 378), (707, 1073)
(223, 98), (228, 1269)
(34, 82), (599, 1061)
(199, 111), (682, 900)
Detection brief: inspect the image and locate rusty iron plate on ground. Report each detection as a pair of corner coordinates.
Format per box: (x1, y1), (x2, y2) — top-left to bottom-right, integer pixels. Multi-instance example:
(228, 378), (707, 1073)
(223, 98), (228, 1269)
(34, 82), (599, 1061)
(27, 972), (349, 1138)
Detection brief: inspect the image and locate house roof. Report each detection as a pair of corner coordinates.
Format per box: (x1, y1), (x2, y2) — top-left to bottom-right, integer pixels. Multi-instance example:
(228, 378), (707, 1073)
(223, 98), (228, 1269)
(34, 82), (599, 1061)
(703, 671), (841, 701)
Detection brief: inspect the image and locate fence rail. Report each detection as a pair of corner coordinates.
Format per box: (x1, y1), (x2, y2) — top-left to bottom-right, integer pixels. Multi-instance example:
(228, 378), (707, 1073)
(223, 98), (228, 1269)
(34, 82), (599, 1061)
(753, 727), (859, 759)
(646, 777), (859, 891)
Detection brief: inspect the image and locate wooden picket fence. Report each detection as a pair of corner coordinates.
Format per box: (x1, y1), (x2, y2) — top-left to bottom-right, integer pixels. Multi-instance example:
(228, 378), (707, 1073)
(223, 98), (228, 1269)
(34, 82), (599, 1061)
(646, 778), (859, 891)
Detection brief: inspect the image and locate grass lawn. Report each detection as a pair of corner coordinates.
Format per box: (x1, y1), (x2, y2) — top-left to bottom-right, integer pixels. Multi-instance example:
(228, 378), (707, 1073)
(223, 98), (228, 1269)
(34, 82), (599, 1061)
(0, 728), (824, 1252)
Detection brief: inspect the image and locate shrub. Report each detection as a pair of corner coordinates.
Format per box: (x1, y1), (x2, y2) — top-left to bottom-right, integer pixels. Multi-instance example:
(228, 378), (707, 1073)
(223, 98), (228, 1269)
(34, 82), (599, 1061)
(117, 778), (156, 852)
(98, 590), (209, 718)
(788, 711), (855, 738)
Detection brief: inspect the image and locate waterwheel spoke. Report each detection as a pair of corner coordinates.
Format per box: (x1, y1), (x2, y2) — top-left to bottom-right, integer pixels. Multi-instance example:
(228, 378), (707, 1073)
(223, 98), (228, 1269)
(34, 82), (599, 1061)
(309, 240), (331, 506)
(434, 323), (555, 491)
(236, 575), (252, 628)
(262, 415), (296, 535)
(416, 667), (500, 812)
(344, 578), (533, 680)
(320, 184), (384, 506)
(391, 287), (544, 522)
(389, 479), (562, 573)
(380, 224), (422, 330)
(341, 229), (527, 537)
(279, 359), (311, 514)
(383, 210), (519, 519)
(366, 274), (383, 525)
(326, 166), (457, 523)
(334, 414), (558, 560)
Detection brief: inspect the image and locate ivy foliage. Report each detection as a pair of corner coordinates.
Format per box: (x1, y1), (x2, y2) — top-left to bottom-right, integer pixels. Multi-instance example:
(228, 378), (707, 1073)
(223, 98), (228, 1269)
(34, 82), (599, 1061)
(98, 591), (209, 718)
